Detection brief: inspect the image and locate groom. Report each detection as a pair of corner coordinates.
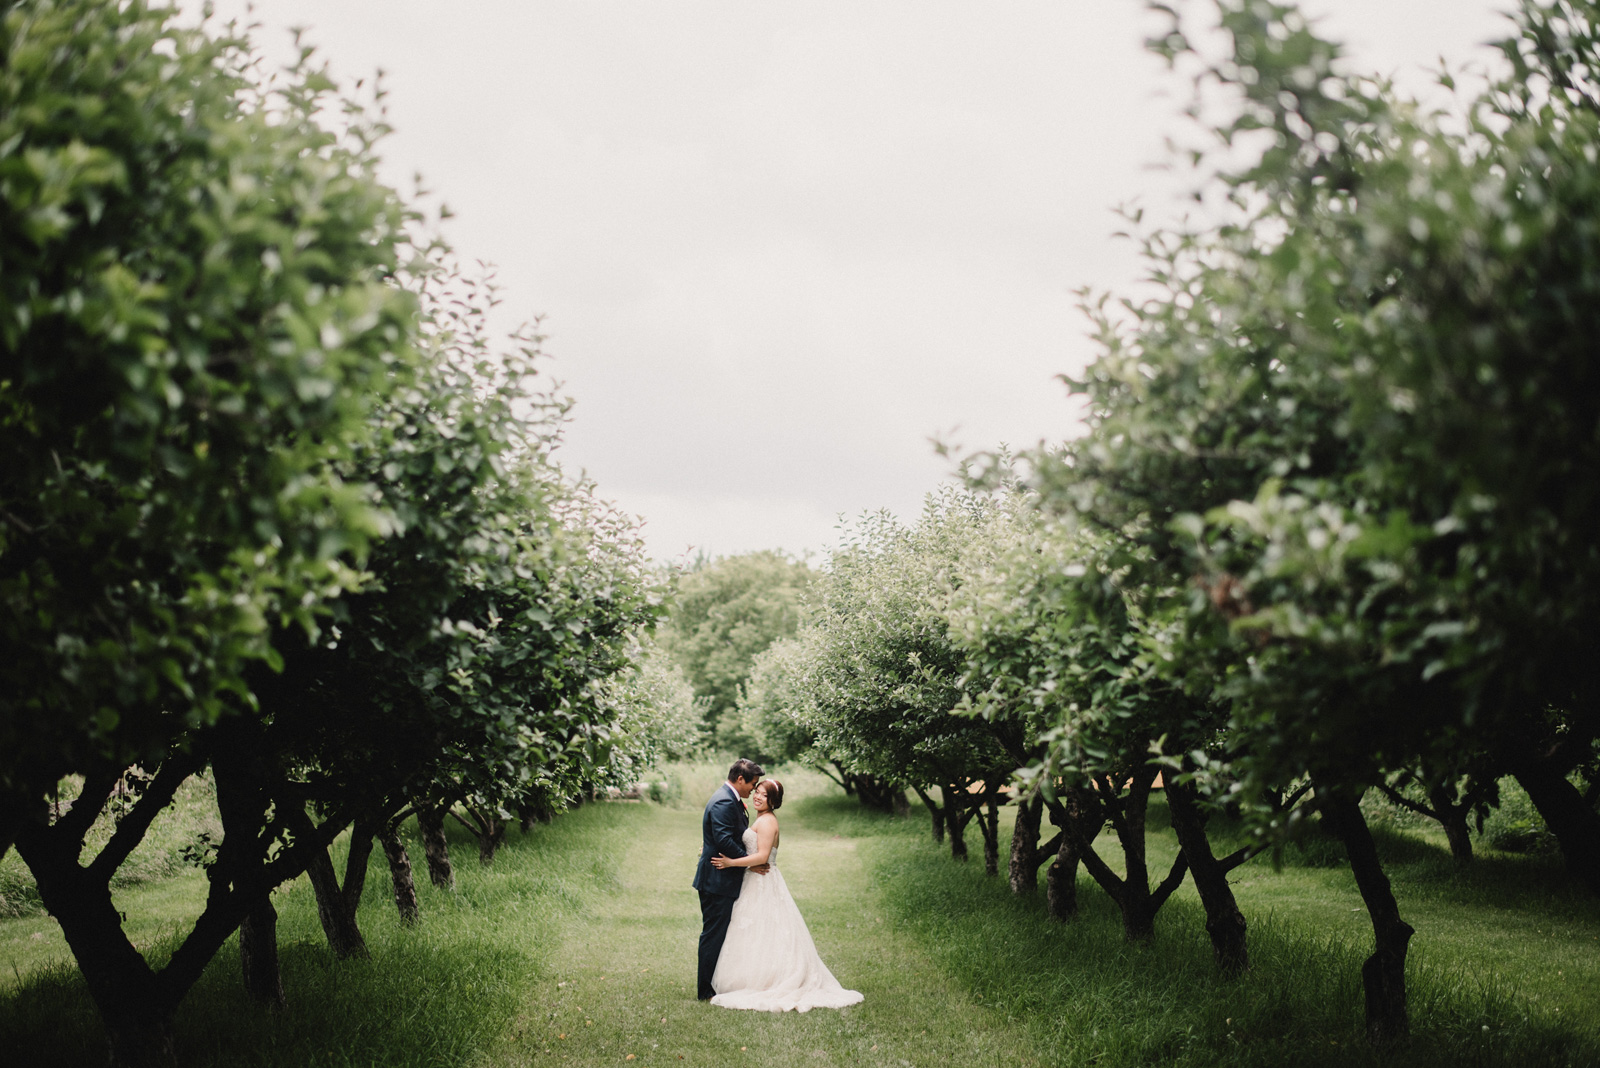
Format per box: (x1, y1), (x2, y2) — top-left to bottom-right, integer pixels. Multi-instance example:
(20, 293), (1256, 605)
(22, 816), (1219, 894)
(693, 758), (765, 1000)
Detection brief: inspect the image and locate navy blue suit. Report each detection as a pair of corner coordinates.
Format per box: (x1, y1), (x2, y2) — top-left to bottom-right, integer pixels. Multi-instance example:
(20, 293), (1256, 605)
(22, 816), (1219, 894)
(692, 783), (749, 999)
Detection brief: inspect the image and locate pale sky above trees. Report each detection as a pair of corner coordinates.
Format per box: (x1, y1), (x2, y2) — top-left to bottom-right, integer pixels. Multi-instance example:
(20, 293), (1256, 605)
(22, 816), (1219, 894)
(200, 0), (1510, 560)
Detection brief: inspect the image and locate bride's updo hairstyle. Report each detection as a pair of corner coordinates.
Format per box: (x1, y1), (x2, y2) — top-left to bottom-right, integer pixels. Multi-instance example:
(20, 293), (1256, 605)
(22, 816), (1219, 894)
(759, 779), (784, 811)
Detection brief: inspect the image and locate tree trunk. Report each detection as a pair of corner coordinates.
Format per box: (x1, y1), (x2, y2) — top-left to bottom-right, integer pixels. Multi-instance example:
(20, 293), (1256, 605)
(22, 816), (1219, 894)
(854, 774), (903, 814)
(1045, 827), (1081, 920)
(416, 805), (455, 890)
(477, 814), (505, 866)
(379, 827), (420, 926)
(238, 896), (286, 1009)
(911, 785), (945, 845)
(1116, 769), (1155, 942)
(1320, 788), (1413, 1046)
(1166, 777), (1249, 975)
(1514, 761), (1600, 895)
(980, 785), (1003, 876)
(1009, 794), (1043, 895)
(305, 823), (375, 960)
(1074, 770), (1187, 942)
(892, 788), (911, 818)
(1043, 791), (1098, 921)
(17, 812), (179, 1068)
(946, 785), (971, 861)
(1437, 807), (1474, 867)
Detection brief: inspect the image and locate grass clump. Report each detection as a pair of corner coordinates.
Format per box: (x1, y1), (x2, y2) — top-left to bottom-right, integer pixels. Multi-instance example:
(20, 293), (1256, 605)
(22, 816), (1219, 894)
(861, 791), (1600, 1068)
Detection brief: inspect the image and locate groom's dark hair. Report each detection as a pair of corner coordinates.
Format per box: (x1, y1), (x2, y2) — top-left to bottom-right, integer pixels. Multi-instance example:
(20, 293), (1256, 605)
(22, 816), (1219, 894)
(728, 758), (764, 784)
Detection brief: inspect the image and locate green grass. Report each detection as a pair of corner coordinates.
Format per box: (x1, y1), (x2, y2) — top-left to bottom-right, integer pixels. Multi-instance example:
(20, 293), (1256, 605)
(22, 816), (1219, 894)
(1, 763), (1597, 1067)
(0, 772), (223, 920)
(853, 792), (1600, 1068)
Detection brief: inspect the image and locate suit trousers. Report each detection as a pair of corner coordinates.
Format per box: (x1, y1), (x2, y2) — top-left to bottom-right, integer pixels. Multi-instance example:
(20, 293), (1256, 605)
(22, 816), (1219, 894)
(697, 889), (738, 1000)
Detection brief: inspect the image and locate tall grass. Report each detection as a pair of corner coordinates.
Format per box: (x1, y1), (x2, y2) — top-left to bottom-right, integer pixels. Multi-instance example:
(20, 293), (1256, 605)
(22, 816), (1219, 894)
(0, 802), (641, 1067)
(835, 790), (1600, 1068)
(1, 763), (1596, 1067)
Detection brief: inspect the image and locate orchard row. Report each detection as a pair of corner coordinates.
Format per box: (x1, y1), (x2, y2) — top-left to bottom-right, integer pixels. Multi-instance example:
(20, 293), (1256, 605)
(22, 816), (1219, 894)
(732, 0), (1600, 1050)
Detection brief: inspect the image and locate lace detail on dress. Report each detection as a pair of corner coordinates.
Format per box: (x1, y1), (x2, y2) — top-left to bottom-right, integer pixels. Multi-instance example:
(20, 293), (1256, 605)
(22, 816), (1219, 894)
(709, 827), (864, 1013)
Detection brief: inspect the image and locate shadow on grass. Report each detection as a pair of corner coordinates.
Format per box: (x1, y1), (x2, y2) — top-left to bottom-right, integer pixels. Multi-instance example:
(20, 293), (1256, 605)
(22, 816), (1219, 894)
(788, 791), (913, 840)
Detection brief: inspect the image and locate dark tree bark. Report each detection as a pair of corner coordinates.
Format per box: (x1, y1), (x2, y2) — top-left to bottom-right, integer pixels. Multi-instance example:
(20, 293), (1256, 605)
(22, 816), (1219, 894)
(1042, 789), (1101, 921)
(20, 787), (177, 1067)
(849, 774), (907, 815)
(416, 804), (455, 890)
(1045, 826), (1081, 920)
(1165, 776), (1249, 974)
(452, 802), (506, 866)
(1435, 796), (1475, 867)
(238, 897), (286, 1009)
(979, 780), (1004, 876)
(15, 742), (351, 1068)
(1319, 787), (1413, 1046)
(945, 783), (976, 861)
(1008, 794), (1044, 895)
(911, 785), (945, 845)
(892, 788), (911, 818)
(517, 792), (558, 831)
(1513, 759), (1600, 895)
(1376, 772), (1487, 868)
(305, 818), (376, 960)
(379, 826), (421, 926)
(1074, 768), (1188, 942)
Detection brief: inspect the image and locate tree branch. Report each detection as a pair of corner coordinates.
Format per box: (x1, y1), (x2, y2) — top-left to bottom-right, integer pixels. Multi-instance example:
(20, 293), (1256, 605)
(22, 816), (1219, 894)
(1377, 781), (1438, 821)
(1075, 839), (1125, 904)
(52, 766), (121, 846)
(1218, 841), (1268, 872)
(87, 749), (205, 885)
(1150, 850), (1190, 911)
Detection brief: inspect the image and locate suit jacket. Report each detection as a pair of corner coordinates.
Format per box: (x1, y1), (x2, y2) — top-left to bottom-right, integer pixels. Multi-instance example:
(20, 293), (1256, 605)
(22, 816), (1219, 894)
(692, 782), (750, 897)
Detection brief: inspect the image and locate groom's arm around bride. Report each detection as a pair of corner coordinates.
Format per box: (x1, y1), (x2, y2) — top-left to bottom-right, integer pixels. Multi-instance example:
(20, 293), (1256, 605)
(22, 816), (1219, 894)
(692, 758), (762, 1000)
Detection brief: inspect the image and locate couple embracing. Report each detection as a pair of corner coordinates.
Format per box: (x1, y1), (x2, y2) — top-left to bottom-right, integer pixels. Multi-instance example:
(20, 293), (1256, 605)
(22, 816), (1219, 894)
(692, 759), (863, 1012)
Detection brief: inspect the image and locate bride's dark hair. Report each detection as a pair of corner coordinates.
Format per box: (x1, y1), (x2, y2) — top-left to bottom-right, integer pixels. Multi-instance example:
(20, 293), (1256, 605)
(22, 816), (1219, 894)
(758, 779), (784, 811)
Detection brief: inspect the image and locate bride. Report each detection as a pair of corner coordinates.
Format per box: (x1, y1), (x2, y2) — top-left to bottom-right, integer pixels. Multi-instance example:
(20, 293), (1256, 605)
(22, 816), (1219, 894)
(707, 779), (864, 1012)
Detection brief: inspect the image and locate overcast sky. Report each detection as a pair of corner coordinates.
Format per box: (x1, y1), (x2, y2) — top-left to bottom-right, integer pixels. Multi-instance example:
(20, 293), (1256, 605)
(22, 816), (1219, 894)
(202, 1), (1513, 562)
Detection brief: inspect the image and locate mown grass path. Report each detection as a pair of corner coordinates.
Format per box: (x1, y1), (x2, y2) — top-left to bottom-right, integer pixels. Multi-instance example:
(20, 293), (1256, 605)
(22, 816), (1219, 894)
(5, 768), (1597, 1067)
(486, 793), (1045, 1067)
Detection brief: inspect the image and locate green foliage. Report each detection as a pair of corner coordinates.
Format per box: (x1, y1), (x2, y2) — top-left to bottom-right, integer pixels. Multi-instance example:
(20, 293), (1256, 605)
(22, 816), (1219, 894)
(1480, 778), (1559, 855)
(589, 639), (706, 784)
(734, 630), (825, 767)
(0, 4), (670, 1055)
(658, 550), (811, 738)
(790, 487), (1022, 792)
(0, 0), (417, 798)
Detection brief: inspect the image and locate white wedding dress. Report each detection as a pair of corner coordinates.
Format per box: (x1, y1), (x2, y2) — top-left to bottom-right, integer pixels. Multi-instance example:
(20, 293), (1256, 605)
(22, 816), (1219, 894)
(709, 827), (864, 1012)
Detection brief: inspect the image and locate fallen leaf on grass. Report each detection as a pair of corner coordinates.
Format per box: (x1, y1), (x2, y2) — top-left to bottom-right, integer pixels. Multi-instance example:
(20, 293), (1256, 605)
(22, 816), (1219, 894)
(627, 1057), (636, 1061)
